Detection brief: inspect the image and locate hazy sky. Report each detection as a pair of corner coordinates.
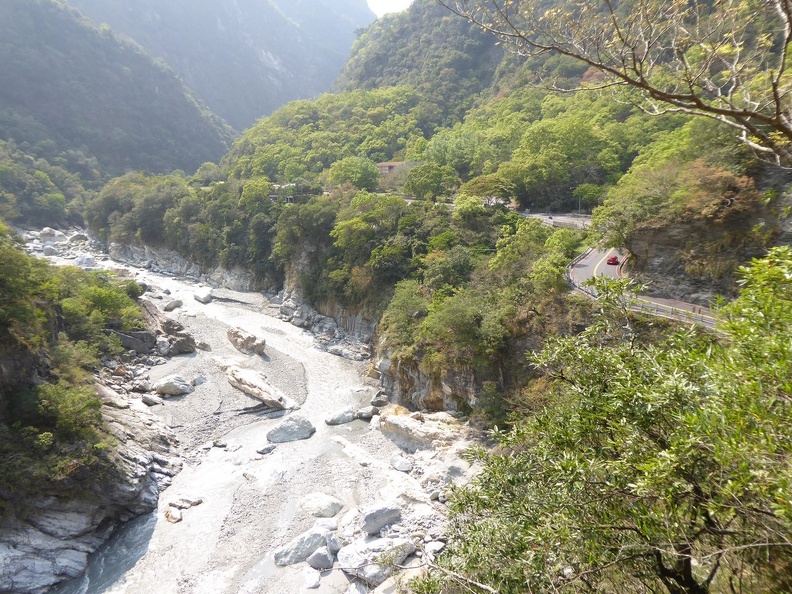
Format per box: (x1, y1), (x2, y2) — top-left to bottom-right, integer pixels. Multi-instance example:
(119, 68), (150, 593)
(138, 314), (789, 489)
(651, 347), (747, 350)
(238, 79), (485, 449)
(367, 0), (413, 17)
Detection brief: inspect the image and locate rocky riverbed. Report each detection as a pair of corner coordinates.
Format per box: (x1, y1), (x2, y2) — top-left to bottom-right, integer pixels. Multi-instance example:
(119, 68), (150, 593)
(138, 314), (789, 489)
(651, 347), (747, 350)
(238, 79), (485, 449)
(12, 229), (481, 594)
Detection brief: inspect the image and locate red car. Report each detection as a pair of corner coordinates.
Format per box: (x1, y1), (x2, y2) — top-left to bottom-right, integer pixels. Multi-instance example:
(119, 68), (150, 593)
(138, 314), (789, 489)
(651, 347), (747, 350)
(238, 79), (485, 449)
(606, 255), (620, 265)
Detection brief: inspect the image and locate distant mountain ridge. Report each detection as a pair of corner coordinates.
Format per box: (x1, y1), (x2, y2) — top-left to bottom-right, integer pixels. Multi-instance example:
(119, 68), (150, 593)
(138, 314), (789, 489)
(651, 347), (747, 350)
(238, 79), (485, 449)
(66, 0), (376, 130)
(0, 0), (234, 176)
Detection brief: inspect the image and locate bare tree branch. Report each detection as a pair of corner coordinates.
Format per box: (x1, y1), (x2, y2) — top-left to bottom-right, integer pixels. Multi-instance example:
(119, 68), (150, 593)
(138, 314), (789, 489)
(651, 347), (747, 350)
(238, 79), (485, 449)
(437, 0), (792, 166)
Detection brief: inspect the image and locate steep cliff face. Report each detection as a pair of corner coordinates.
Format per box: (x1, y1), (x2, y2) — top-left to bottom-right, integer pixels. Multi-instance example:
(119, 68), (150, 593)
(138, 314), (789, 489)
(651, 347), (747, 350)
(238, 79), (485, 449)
(376, 355), (478, 412)
(626, 185), (784, 304)
(67, 0), (375, 130)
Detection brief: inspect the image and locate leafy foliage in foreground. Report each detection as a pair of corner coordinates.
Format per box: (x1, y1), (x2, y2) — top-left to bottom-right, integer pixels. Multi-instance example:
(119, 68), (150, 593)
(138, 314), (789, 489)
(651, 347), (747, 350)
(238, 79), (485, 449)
(0, 222), (143, 496)
(417, 248), (792, 594)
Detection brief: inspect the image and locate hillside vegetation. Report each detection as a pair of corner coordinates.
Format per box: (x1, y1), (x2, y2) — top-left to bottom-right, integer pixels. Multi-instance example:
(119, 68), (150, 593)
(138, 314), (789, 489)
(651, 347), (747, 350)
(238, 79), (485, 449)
(2, 0), (791, 590)
(0, 223), (145, 498)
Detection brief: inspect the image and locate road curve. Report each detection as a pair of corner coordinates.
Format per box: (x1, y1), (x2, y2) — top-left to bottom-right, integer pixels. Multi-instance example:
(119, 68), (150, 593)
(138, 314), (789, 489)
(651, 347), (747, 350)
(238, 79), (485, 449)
(569, 249), (717, 328)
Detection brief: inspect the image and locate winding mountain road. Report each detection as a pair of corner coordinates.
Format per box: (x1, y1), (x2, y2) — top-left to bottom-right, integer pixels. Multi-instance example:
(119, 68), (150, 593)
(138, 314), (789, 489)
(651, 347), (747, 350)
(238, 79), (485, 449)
(569, 248), (717, 328)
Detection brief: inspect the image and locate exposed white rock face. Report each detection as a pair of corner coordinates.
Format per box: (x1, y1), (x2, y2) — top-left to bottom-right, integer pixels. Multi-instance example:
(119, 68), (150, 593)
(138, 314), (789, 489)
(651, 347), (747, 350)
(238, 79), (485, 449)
(300, 493), (343, 518)
(360, 503), (401, 535)
(108, 242), (258, 291)
(193, 287), (214, 304)
(153, 375), (194, 396)
(377, 411), (461, 453)
(226, 366), (296, 409)
(266, 415), (316, 443)
(273, 526), (329, 566)
(227, 327), (266, 355)
(337, 537), (416, 586)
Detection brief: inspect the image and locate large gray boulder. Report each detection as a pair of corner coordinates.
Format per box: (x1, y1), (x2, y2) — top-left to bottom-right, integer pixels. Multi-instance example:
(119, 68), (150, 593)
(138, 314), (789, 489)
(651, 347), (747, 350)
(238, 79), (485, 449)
(153, 375), (194, 396)
(226, 366), (296, 410)
(360, 503), (401, 535)
(273, 526), (328, 566)
(267, 415), (316, 443)
(39, 227), (66, 242)
(337, 537), (416, 586)
(227, 327), (266, 355)
(74, 253), (96, 268)
(306, 546), (335, 570)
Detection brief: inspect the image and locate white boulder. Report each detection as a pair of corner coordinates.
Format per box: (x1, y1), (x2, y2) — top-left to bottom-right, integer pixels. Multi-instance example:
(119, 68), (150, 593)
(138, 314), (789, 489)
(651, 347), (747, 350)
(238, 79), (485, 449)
(306, 546), (335, 570)
(193, 287), (213, 304)
(226, 366), (296, 410)
(360, 503), (401, 535)
(267, 415), (316, 443)
(337, 537), (416, 586)
(273, 526), (328, 566)
(389, 453), (413, 473)
(73, 253), (96, 268)
(325, 407), (356, 426)
(153, 375), (194, 396)
(227, 327), (266, 355)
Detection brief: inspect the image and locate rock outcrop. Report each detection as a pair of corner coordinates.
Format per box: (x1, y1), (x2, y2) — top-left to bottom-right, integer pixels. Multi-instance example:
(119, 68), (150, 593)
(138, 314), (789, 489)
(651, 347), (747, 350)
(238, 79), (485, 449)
(0, 386), (180, 594)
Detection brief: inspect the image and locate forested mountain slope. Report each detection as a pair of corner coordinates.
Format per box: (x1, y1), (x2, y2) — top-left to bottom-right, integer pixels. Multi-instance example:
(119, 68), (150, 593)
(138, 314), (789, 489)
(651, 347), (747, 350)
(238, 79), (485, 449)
(334, 0), (503, 126)
(67, 0), (376, 130)
(0, 0), (233, 176)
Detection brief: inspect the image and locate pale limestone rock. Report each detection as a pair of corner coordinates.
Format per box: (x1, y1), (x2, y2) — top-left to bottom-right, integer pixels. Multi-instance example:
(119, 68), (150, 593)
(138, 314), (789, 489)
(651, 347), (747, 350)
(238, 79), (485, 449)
(389, 453), (413, 473)
(142, 393), (164, 406)
(354, 406), (378, 421)
(153, 375), (194, 396)
(306, 546), (334, 570)
(226, 326), (266, 355)
(377, 411), (460, 453)
(337, 537), (416, 586)
(325, 407), (355, 426)
(300, 493), (343, 518)
(360, 503), (401, 535)
(164, 299), (183, 312)
(326, 532), (343, 555)
(193, 287), (213, 304)
(273, 526), (328, 566)
(226, 366), (296, 409)
(74, 253), (96, 268)
(266, 415), (315, 443)
(303, 567), (321, 589)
